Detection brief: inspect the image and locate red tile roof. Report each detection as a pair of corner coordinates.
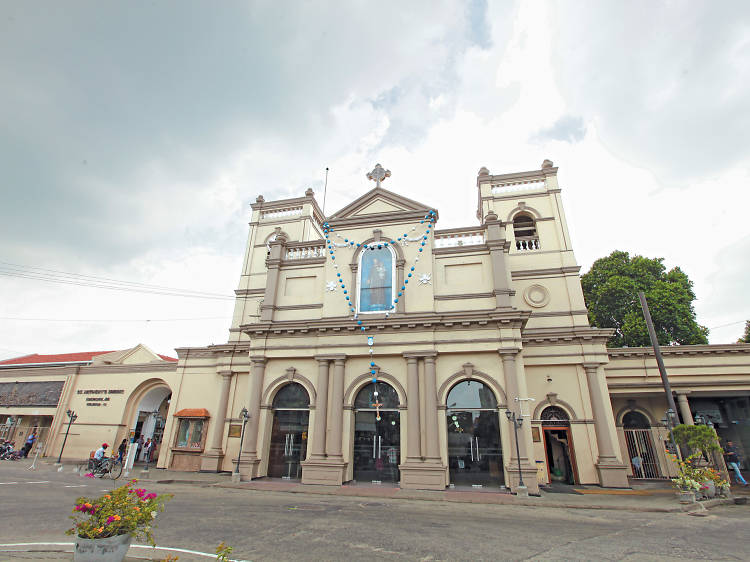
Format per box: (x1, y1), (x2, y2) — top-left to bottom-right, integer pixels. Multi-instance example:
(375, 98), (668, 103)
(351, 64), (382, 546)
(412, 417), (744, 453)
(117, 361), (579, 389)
(174, 408), (210, 418)
(0, 351), (116, 366)
(0, 350), (178, 365)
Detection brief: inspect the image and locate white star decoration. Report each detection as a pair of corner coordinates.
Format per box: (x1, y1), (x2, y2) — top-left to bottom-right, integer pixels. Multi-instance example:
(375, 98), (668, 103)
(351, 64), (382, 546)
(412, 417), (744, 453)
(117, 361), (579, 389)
(418, 273), (432, 285)
(326, 281), (337, 292)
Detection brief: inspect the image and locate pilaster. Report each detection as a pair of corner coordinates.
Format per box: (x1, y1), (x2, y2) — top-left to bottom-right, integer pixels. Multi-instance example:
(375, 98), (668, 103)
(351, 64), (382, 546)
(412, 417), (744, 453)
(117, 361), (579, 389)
(239, 357), (266, 479)
(200, 370), (234, 472)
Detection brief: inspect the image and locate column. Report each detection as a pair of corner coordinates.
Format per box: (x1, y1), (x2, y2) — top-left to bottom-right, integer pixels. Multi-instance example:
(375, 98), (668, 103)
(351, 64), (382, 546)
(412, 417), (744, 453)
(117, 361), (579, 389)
(310, 358), (330, 459)
(327, 358), (346, 460)
(584, 363), (630, 488)
(260, 234), (286, 321)
(422, 355), (440, 461)
(405, 356), (421, 461)
(676, 392), (694, 425)
(484, 211), (513, 309)
(500, 351), (529, 462)
(200, 371), (233, 471)
(242, 358), (266, 461)
(584, 364), (619, 462)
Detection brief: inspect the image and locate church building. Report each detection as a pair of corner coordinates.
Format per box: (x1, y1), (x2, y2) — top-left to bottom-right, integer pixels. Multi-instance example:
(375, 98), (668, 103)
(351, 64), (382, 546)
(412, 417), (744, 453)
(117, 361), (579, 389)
(3, 161), (748, 493)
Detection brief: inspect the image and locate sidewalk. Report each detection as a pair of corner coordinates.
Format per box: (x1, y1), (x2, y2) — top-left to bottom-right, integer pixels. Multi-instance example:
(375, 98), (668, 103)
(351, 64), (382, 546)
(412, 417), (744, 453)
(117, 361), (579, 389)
(46, 461), (745, 513)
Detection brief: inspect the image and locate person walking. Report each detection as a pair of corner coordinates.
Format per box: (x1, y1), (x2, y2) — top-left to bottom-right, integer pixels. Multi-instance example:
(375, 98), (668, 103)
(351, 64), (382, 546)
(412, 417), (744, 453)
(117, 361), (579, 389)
(725, 441), (748, 486)
(117, 439), (127, 463)
(135, 436), (143, 461)
(22, 432), (36, 458)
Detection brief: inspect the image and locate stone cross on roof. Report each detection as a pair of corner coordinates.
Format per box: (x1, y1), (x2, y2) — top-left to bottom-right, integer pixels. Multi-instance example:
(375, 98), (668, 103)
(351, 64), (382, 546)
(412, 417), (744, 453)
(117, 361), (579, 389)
(366, 163), (391, 188)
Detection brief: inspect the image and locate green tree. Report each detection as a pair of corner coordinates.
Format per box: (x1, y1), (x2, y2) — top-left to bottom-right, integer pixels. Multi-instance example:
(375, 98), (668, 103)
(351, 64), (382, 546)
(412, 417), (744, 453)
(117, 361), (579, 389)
(738, 320), (750, 343)
(581, 251), (708, 348)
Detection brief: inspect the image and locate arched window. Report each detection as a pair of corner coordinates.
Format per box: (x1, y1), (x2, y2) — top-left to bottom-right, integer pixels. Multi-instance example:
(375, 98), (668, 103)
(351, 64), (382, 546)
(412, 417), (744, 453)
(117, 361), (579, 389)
(272, 383), (310, 409)
(513, 214), (539, 251)
(540, 406), (570, 426)
(446, 380), (498, 410)
(354, 382), (399, 409)
(622, 410), (650, 429)
(358, 246), (395, 313)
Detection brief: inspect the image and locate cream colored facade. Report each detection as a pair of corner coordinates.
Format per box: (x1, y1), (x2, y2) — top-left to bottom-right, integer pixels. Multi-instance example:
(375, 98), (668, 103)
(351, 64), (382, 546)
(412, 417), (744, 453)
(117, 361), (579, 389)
(3, 162), (748, 492)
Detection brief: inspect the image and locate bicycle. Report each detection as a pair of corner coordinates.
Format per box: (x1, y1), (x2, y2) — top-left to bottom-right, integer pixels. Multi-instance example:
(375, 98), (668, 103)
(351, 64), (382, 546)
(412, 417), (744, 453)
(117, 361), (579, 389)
(88, 456), (123, 480)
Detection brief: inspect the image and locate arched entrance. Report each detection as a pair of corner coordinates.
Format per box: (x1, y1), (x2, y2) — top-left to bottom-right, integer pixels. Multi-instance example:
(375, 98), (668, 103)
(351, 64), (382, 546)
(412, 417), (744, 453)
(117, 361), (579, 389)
(622, 410), (660, 478)
(353, 381), (400, 484)
(130, 385), (171, 463)
(446, 379), (503, 487)
(268, 383), (309, 479)
(541, 406), (578, 485)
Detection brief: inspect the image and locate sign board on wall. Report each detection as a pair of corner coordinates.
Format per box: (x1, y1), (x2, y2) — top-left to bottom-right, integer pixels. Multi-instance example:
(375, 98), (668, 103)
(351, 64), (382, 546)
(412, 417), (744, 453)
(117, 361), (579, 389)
(77, 389), (125, 407)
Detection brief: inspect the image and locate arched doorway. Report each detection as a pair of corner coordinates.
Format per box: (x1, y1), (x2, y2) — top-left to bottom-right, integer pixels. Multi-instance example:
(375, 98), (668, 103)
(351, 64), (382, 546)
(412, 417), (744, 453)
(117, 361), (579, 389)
(622, 410), (660, 478)
(541, 406), (578, 485)
(131, 385), (171, 463)
(268, 383), (309, 479)
(446, 379), (503, 487)
(353, 381), (400, 484)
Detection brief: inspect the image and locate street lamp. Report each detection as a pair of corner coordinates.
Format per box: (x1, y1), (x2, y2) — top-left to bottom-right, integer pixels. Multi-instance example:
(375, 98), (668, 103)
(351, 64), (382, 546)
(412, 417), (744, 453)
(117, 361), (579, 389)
(57, 410), (78, 464)
(505, 410), (525, 492)
(235, 407), (250, 475)
(661, 408), (679, 456)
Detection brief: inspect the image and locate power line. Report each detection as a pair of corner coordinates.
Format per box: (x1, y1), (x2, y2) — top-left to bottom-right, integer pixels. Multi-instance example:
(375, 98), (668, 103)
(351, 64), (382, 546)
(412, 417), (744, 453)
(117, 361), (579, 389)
(0, 262), (236, 300)
(707, 319), (748, 330)
(0, 316), (230, 323)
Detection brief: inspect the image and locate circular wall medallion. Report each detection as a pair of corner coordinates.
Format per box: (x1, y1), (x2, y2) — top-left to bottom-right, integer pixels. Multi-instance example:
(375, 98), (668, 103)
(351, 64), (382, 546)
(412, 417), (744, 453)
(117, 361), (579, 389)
(523, 284), (550, 308)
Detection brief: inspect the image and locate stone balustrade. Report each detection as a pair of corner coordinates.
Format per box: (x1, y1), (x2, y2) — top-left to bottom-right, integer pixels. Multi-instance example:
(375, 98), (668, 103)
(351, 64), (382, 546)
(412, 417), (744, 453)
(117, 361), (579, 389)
(285, 244), (326, 260)
(515, 236), (540, 251)
(491, 180), (546, 195)
(434, 229), (485, 248)
(261, 206), (303, 220)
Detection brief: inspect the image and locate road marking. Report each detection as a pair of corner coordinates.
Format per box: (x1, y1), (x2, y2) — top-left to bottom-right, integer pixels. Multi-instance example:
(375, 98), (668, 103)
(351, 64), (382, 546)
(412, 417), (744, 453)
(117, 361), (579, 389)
(25, 481), (51, 484)
(0, 482), (19, 485)
(0, 542), (249, 561)
(64, 484), (88, 488)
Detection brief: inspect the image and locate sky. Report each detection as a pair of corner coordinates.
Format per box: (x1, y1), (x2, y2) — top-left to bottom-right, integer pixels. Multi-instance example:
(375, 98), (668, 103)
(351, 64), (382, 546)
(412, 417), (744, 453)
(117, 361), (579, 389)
(1, 1), (749, 360)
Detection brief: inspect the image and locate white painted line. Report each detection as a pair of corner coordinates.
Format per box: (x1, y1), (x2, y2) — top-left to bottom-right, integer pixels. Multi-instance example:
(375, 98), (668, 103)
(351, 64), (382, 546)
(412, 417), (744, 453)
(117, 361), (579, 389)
(26, 481), (51, 484)
(64, 484), (88, 488)
(0, 482), (19, 485)
(0, 542), (249, 561)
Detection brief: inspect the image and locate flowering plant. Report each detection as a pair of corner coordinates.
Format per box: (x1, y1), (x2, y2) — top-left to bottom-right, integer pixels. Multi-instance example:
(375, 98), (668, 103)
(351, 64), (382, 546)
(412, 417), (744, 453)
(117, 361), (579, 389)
(65, 479), (172, 545)
(669, 453), (728, 492)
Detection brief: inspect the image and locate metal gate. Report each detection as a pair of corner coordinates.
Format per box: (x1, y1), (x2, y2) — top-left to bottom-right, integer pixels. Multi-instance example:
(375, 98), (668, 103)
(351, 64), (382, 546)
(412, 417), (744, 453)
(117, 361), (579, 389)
(624, 428), (663, 479)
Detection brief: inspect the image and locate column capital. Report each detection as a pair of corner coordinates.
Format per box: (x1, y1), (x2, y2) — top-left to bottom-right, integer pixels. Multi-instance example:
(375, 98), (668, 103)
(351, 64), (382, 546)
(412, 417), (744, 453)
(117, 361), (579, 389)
(402, 351), (438, 359)
(217, 370), (235, 379)
(674, 390), (691, 396)
(498, 348), (520, 358)
(314, 354), (346, 362)
(582, 362), (605, 372)
(249, 356), (267, 366)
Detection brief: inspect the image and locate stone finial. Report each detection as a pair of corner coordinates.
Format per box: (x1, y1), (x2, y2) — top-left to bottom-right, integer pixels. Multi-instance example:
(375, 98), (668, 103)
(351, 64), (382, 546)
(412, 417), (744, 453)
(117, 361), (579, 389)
(256, 195), (265, 203)
(478, 166), (490, 176)
(541, 159), (553, 169)
(484, 211), (498, 223)
(305, 188), (314, 197)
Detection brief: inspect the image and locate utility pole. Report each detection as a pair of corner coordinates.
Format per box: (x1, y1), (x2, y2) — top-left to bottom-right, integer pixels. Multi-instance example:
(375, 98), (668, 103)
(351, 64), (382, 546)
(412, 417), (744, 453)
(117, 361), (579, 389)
(638, 291), (678, 414)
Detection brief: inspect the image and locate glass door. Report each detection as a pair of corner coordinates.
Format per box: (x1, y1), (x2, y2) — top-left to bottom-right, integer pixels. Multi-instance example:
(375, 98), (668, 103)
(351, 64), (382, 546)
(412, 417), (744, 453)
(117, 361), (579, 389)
(353, 410), (400, 483)
(268, 410), (309, 479)
(447, 410), (504, 487)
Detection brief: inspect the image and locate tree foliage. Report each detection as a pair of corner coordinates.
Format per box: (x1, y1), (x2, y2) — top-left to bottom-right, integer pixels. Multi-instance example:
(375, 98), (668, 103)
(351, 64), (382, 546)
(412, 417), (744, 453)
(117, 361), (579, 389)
(738, 320), (750, 343)
(581, 251), (708, 348)
(672, 424), (721, 458)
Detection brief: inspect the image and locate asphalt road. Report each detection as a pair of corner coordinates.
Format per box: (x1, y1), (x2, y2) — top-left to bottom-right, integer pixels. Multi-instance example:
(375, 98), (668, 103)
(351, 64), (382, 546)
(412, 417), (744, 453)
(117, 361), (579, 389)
(0, 463), (748, 561)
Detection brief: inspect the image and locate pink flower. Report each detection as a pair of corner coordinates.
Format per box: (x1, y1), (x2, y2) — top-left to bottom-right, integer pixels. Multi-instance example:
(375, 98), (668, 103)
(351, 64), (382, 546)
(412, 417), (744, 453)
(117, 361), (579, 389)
(106, 516), (115, 524)
(145, 493), (157, 500)
(84, 473), (95, 478)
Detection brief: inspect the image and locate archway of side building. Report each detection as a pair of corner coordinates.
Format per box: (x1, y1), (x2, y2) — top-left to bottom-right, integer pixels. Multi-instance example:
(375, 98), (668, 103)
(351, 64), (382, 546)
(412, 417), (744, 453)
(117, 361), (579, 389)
(539, 405), (579, 486)
(122, 379), (172, 464)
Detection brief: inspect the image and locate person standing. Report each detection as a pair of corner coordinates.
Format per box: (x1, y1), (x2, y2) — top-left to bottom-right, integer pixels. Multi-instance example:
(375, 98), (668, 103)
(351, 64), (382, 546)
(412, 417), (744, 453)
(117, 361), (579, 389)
(22, 432), (36, 458)
(117, 439), (127, 463)
(725, 441), (748, 486)
(135, 436), (144, 461)
(143, 438), (153, 462)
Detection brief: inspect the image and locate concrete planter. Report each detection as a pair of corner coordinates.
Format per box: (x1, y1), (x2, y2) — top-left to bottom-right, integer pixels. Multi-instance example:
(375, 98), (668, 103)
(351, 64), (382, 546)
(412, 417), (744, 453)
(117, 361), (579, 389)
(74, 533), (132, 562)
(678, 490), (696, 504)
(702, 481), (716, 499)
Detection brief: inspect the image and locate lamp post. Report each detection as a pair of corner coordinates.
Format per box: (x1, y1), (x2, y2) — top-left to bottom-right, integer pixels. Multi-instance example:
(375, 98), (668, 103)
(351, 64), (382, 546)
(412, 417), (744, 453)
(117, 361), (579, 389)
(505, 410), (525, 493)
(234, 407), (250, 476)
(661, 408), (679, 457)
(56, 410), (77, 464)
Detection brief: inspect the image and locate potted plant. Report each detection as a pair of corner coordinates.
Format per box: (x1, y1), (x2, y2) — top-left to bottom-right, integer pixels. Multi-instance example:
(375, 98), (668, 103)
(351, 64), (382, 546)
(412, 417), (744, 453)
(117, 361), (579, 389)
(670, 453), (704, 503)
(66, 479), (172, 562)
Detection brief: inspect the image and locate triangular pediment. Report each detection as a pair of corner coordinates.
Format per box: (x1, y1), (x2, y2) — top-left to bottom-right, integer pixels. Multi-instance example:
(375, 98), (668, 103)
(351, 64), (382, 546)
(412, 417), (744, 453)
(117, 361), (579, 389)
(91, 344), (165, 365)
(329, 187), (436, 222)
